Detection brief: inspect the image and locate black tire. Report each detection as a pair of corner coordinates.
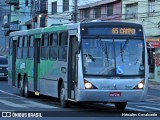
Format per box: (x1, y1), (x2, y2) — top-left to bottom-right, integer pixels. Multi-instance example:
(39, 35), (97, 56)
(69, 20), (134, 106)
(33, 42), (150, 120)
(114, 102), (127, 110)
(60, 83), (71, 108)
(19, 78), (24, 97)
(24, 77), (31, 98)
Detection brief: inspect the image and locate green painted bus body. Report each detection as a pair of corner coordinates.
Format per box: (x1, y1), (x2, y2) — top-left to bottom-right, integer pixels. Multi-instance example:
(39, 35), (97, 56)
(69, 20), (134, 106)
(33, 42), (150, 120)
(8, 25), (70, 90)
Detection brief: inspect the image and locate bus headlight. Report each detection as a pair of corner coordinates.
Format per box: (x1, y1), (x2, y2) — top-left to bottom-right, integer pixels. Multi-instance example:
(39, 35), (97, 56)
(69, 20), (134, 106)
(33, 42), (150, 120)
(134, 80), (144, 89)
(138, 82), (144, 89)
(84, 79), (97, 89)
(85, 83), (92, 89)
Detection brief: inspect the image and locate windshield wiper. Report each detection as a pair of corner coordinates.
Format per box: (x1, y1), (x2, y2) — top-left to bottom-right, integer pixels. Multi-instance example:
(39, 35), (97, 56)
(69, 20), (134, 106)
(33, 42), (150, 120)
(120, 39), (129, 62)
(97, 39), (109, 63)
(84, 53), (95, 62)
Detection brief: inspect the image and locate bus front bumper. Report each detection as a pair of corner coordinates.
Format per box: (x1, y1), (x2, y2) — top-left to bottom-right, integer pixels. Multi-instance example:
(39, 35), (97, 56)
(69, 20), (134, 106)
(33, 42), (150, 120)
(76, 89), (147, 102)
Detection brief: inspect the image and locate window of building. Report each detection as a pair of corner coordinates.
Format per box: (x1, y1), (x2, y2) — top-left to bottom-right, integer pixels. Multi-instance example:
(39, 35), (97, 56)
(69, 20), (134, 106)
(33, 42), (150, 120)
(148, 0), (155, 16)
(107, 4), (113, 16)
(94, 7), (101, 19)
(52, 2), (57, 14)
(25, 0), (29, 6)
(126, 3), (138, 19)
(40, 16), (46, 27)
(83, 9), (90, 19)
(63, 0), (69, 12)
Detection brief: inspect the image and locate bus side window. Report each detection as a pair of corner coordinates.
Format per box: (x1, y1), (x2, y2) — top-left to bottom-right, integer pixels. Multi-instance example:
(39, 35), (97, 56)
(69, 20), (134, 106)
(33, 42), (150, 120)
(9, 37), (13, 55)
(17, 36), (23, 59)
(49, 33), (58, 60)
(58, 32), (68, 61)
(28, 35), (34, 59)
(23, 36), (28, 59)
(41, 34), (49, 59)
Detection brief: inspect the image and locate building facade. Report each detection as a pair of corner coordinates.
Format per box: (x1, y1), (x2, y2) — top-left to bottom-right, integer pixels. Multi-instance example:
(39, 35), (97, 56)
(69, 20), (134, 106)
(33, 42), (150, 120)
(78, 0), (122, 22)
(18, 0), (32, 30)
(0, 0), (10, 55)
(47, 0), (75, 27)
(122, 0), (160, 81)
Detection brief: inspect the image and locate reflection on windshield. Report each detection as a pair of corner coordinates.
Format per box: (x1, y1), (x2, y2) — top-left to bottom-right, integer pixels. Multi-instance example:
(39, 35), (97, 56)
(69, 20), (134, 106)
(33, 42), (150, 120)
(82, 39), (144, 76)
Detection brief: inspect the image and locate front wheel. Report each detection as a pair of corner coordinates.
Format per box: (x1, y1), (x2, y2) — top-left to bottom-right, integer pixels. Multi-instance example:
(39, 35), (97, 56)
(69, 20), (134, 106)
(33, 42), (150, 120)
(114, 102), (127, 110)
(60, 83), (71, 108)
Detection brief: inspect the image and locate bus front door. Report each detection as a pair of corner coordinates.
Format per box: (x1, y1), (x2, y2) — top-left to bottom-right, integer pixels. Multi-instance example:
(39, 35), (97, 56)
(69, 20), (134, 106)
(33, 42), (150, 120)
(68, 35), (78, 100)
(12, 40), (17, 87)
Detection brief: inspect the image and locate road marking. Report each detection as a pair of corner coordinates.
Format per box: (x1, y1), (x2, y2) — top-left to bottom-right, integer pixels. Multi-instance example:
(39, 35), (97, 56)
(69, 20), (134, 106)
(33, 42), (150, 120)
(0, 100), (28, 108)
(126, 106), (147, 111)
(0, 110), (15, 111)
(105, 104), (146, 111)
(0, 90), (24, 99)
(138, 106), (160, 111)
(128, 102), (160, 105)
(0, 97), (14, 98)
(0, 99), (57, 109)
(22, 100), (57, 108)
(147, 98), (160, 101)
(147, 95), (160, 98)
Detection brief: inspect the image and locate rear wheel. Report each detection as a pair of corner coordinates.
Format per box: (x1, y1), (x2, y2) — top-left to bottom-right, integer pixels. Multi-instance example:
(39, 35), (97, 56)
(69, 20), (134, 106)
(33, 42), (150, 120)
(24, 77), (32, 98)
(19, 78), (24, 97)
(114, 102), (127, 110)
(60, 83), (71, 108)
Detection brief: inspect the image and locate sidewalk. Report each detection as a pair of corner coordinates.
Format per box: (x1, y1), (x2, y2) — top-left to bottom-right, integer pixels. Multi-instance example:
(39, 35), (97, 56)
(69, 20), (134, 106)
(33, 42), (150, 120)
(148, 79), (160, 90)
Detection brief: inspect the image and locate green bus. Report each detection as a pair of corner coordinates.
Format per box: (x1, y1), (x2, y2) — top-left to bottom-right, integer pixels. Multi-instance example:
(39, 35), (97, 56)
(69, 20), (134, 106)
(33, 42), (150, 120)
(8, 21), (148, 110)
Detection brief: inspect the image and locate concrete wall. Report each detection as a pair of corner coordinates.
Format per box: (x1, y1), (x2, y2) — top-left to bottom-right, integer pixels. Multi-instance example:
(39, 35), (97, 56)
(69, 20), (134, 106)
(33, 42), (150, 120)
(47, 0), (73, 26)
(79, 0), (122, 22)
(122, 0), (160, 37)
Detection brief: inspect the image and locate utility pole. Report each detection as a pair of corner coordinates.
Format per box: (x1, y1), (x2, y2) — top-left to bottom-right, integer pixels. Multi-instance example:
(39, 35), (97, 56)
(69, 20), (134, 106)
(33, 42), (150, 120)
(73, 0), (78, 23)
(31, 0), (35, 29)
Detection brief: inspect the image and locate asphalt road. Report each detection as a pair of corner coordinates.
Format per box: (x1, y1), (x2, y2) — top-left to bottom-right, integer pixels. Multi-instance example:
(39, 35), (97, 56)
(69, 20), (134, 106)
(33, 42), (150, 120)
(0, 80), (160, 120)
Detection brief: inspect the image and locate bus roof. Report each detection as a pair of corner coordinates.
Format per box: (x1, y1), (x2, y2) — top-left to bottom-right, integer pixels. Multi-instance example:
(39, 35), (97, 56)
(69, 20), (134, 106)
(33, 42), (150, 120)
(42, 23), (79, 33)
(80, 21), (143, 27)
(9, 21), (142, 37)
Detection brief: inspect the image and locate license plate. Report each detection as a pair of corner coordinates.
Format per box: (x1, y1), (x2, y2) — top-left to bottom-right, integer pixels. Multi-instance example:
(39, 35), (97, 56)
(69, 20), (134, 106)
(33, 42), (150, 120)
(110, 92), (121, 97)
(0, 73), (4, 76)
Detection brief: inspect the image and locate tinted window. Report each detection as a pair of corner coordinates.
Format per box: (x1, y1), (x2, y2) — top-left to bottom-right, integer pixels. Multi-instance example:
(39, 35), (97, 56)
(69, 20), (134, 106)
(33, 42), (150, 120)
(41, 34), (49, 59)
(24, 36), (28, 47)
(23, 36), (28, 59)
(0, 57), (8, 65)
(58, 32), (68, 60)
(50, 33), (58, 60)
(28, 35), (34, 59)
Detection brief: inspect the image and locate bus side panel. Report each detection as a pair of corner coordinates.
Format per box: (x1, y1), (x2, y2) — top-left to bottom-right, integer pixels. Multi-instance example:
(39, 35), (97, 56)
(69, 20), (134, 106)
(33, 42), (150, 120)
(39, 60), (64, 97)
(26, 59), (34, 92)
(8, 55), (12, 86)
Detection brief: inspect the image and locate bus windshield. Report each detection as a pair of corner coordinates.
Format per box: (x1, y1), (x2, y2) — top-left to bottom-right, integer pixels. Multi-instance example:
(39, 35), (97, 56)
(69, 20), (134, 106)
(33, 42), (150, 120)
(82, 38), (145, 76)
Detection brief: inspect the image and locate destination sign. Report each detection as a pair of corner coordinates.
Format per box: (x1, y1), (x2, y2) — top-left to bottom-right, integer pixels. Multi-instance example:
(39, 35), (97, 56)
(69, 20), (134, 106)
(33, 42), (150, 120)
(82, 27), (141, 36)
(112, 28), (136, 35)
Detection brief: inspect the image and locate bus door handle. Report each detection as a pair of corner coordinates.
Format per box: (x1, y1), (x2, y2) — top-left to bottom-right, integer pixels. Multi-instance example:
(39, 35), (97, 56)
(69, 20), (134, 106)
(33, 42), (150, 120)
(61, 67), (66, 74)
